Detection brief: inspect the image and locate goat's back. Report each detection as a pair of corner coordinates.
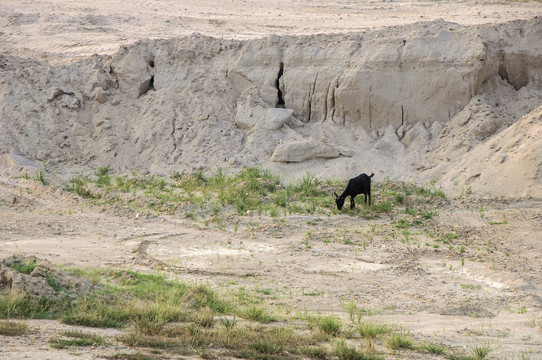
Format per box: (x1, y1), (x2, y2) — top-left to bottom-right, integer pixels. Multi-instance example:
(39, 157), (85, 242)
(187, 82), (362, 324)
(346, 173), (372, 194)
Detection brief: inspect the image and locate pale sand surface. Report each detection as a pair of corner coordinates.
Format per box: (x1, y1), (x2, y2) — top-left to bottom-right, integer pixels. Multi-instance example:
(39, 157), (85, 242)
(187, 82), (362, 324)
(1, 1), (542, 359)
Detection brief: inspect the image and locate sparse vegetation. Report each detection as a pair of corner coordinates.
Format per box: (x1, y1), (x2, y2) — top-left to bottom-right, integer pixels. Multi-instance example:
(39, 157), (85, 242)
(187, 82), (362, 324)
(3, 166), (533, 359)
(49, 330), (106, 349)
(472, 343), (492, 359)
(9, 259), (37, 275)
(57, 167), (448, 229)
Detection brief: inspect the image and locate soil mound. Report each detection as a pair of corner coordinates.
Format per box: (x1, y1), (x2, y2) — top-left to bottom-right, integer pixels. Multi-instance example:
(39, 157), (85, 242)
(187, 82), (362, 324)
(0, 255), (99, 300)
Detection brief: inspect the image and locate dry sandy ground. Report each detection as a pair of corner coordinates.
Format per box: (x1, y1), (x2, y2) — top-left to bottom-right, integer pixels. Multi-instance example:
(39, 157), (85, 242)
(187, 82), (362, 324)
(2, 0), (541, 63)
(1, 174), (541, 359)
(1, 0), (542, 359)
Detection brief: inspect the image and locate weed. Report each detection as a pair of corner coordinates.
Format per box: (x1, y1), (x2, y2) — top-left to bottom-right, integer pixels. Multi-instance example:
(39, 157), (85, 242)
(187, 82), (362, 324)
(194, 306), (215, 328)
(300, 345), (329, 359)
(105, 352), (157, 360)
(335, 339), (384, 360)
(421, 210), (437, 219)
(489, 214), (507, 225)
(242, 304), (276, 323)
(0, 291), (64, 319)
(387, 333), (414, 350)
(49, 330), (105, 349)
(220, 316), (238, 330)
(35, 171), (49, 186)
(65, 176), (95, 199)
(317, 315), (342, 335)
(9, 259), (37, 275)
(357, 322), (391, 338)
(418, 341), (446, 355)
(358, 321), (391, 351)
(439, 232), (459, 244)
(302, 289), (323, 296)
(472, 343), (491, 359)
(45, 272), (64, 292)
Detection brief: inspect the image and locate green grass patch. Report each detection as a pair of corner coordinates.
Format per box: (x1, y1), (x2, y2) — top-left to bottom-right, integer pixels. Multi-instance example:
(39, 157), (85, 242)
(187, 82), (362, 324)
(9, 259), (37, 275)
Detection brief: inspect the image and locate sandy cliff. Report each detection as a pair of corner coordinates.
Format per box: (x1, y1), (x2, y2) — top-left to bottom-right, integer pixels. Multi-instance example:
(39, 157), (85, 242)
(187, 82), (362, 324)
(1, 18), (541, 196)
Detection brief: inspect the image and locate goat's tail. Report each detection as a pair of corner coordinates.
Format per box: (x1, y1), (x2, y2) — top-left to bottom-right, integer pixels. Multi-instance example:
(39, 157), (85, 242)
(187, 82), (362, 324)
(369, 172), (375, 178)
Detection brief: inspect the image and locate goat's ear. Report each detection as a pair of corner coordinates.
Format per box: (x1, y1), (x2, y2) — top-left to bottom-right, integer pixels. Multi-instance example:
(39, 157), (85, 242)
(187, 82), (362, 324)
(333, 192), (338, 198)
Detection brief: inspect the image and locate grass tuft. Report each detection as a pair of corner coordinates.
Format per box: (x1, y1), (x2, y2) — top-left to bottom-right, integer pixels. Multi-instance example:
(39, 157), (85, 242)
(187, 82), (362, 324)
(386, 333), (414, 350)
(9, 260), (37, 275)
(0, 320), (29, 336)
(317, 315), (342, 335)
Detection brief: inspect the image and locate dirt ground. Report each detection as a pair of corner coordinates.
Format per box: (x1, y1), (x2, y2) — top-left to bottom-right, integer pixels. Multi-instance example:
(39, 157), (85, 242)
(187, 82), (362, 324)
(1, 173), (541, 359)
(1, 0), (542, 359)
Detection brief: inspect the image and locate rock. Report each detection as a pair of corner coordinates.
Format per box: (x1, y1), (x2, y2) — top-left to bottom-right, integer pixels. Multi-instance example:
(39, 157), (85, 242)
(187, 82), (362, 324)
(228, 156), (238, 165)
(110, 45), (155, 99)
(265, 108), (294, 130)
(270, 139), (340, 162)
(91, 87), (109, 104)
(234, 88), (294, 130)
(430, 121), (443, 138)
(0, 255), (98, 300)
(60, 94), (80, 110)
(0, 153), (43, 177)
(474, 116), (500, 141)
(402, 122), (431, 146)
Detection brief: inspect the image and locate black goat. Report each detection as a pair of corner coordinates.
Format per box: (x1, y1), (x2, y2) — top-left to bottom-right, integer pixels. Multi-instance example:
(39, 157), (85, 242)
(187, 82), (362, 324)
(334, 173), (375, 210)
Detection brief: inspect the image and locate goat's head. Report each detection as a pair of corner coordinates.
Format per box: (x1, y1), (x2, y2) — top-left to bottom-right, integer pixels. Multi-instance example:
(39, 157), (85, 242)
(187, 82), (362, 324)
(334, 192), (345, 210)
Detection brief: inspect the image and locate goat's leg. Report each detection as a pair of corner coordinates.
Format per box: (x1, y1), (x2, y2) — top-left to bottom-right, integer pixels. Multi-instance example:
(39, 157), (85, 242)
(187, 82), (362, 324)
(350, 196), (355, 209)
(368, 189), (371, 205)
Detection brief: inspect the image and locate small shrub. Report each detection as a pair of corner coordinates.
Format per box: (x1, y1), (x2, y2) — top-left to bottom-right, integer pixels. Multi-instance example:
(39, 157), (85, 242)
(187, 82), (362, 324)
(45, 272), (64, 293)
(95, 166), (112, 187)
(387, 333), (414, 350)
(317, 315), (342, 335)
(242, 304), (275, 323)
